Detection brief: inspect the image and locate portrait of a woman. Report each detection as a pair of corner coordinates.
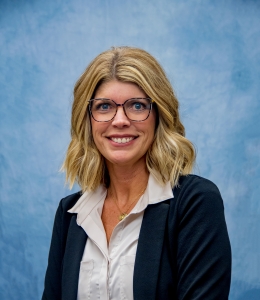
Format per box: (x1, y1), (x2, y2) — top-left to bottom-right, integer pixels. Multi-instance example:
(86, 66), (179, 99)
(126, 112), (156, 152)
(42, 46), (231, 300)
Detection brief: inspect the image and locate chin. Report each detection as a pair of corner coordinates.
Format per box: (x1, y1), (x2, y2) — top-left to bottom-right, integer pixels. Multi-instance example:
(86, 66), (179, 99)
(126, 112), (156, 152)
(108, 157), (133, 166)
(106, 153), (146, 168)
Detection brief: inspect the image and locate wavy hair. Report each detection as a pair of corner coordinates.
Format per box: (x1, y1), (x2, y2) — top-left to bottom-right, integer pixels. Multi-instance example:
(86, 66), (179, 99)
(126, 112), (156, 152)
(62, 46), (196, 191)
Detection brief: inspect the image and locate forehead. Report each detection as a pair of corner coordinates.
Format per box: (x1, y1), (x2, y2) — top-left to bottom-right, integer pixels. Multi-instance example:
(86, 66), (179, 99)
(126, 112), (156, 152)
(95, 80), (147, 101)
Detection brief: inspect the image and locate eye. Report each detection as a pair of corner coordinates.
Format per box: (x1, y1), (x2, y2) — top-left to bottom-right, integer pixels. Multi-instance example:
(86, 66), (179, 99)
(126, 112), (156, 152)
(98, 103), (110, 110)
(92, 100), (114, 112)
(127, 99), (147, 111)
(133, 102), (144, 110)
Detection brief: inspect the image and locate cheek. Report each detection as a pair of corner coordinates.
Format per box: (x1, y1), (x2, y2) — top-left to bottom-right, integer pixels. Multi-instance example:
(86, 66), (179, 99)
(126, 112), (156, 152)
(91, 121), (108, 147)
(148, 111), (157, 137)
(90, 120), (96, 141)
(90, 121), (100, 144)
(141, 117), (156, 150)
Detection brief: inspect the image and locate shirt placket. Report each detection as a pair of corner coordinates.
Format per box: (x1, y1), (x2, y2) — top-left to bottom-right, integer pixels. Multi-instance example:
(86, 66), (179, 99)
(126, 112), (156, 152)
(107, 221), (124, 300)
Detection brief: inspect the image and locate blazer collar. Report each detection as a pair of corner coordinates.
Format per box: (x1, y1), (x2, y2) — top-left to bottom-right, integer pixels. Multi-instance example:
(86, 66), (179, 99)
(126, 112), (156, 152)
(133, 201), (170, 300)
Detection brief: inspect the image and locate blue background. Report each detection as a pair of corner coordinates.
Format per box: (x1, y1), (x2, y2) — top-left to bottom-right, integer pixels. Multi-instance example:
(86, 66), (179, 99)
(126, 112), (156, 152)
(0, 0), (260, 299)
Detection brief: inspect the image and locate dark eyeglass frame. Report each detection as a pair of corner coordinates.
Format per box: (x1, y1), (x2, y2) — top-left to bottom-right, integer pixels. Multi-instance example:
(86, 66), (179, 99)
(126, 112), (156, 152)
(88, 97), (155, 122)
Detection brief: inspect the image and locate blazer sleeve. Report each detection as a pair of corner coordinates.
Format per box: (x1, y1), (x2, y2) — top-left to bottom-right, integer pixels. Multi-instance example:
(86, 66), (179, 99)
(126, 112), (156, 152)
(42, 193), (81, 300)
(42, 200), (64, 300)
(173, 176), (231, 300)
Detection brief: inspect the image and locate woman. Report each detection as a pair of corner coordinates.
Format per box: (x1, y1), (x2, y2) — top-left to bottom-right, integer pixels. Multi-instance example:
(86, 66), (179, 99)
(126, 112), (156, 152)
(42, 47), (231, 300)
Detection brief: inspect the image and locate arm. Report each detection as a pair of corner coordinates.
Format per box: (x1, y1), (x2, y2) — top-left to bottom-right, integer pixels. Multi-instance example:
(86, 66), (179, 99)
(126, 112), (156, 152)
(42, 201), (64, 300)
(42, 193), (80, 300)
(175, 176), (231, 300)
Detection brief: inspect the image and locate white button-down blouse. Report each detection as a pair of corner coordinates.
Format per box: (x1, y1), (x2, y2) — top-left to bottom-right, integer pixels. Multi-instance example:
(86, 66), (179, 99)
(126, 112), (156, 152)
(68, 174), (173, 300)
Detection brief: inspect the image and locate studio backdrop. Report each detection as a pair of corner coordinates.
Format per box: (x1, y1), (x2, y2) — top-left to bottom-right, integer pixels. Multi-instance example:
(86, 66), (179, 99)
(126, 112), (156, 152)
(0, 0), (260, 299)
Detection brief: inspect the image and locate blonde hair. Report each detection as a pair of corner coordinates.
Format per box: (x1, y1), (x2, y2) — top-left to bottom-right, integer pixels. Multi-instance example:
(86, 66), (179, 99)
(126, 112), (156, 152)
(62, 46), (196, 191)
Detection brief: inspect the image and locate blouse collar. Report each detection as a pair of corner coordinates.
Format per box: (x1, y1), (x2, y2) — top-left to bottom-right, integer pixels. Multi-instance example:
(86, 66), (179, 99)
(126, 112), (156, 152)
(68, 173), (174, 226)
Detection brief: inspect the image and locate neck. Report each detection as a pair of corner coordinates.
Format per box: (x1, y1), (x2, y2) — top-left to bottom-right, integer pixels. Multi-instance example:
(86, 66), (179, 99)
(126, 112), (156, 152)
(106, 162), (149, 206)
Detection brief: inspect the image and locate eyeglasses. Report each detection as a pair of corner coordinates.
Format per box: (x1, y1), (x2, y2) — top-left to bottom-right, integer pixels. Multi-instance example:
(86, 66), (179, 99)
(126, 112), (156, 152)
(88, 98), (154, 122)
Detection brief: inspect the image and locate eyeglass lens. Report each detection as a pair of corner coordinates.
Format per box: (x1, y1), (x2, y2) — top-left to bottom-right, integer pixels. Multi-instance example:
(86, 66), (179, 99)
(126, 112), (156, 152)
(90, 98), (152, 122)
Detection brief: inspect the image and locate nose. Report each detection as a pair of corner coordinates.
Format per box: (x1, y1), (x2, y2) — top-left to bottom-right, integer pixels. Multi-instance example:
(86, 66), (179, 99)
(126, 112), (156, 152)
(111, 106), (130, 127)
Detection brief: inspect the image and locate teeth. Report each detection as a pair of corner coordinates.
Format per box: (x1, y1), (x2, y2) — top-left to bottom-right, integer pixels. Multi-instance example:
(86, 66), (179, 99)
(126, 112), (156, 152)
(111, 137), (134, 144)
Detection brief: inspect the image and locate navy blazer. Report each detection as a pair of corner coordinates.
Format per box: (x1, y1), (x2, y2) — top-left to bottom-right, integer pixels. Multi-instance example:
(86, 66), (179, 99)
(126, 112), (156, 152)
(42, 175), (231, 300)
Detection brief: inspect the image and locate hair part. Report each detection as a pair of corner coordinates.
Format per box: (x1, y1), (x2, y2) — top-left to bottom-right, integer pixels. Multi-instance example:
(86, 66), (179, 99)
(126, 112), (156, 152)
(62, 46), (196, 191)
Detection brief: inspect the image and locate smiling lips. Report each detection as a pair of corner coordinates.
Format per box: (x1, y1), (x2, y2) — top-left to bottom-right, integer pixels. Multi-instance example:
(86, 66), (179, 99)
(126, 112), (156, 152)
(110, 137), (135, 144)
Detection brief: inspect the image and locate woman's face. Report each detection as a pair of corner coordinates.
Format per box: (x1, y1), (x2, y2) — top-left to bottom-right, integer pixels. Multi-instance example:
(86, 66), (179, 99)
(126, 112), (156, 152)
(90, 80), (156, 168)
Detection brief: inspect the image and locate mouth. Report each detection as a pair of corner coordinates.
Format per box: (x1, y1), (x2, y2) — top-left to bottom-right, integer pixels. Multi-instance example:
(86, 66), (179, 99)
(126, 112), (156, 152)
(110, 137), (135, 144)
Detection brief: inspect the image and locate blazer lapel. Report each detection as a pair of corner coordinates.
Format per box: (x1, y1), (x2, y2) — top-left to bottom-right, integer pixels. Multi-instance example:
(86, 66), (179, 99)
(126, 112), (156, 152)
(133, 202), (170, 300)
(62, 215), (88, 300)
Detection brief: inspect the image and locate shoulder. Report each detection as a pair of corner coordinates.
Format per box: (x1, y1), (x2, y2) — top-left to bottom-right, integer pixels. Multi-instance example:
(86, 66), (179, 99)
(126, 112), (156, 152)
(175, 174), (222, 200)
(51, 191), (82, 234)
(57, 191), (82, 214)
(177, 174), (220, 194)
(172, 174), (224, 215)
